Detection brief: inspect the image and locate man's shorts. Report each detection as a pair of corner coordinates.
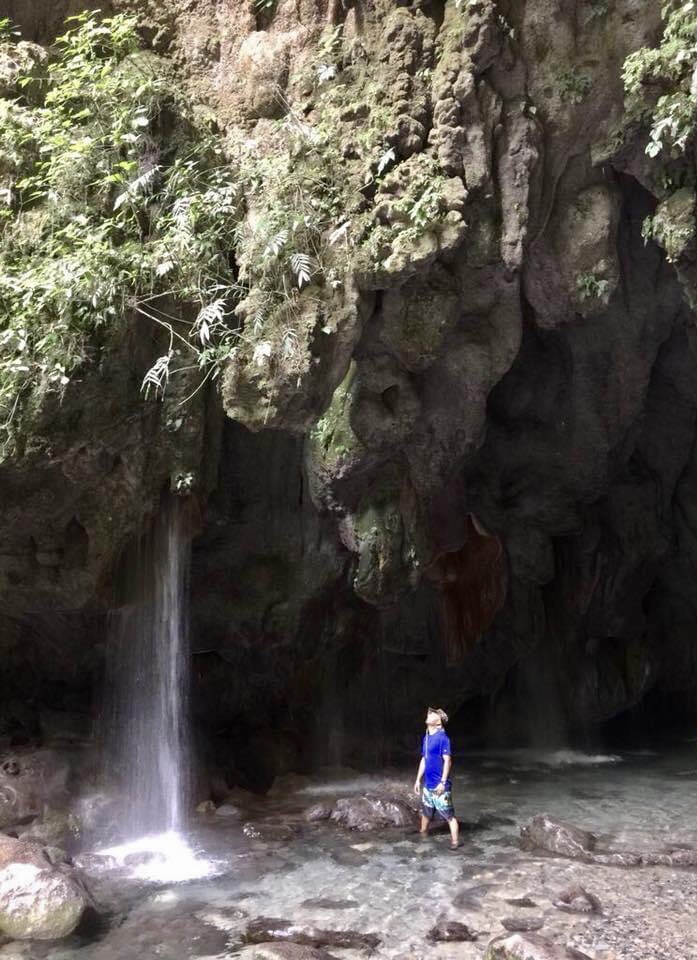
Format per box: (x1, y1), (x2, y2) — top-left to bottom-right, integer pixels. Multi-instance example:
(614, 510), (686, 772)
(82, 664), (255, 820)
(421, 785), (455, 821)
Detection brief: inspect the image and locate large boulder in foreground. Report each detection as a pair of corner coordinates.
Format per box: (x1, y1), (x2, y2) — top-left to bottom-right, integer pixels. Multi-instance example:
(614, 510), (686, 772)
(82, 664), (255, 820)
(485, 933), (592, 960)
(0, 835), (88, 940)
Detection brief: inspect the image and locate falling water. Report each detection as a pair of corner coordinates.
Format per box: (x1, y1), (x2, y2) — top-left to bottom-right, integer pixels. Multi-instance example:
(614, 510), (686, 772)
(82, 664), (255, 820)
(105, 498), (191, 839)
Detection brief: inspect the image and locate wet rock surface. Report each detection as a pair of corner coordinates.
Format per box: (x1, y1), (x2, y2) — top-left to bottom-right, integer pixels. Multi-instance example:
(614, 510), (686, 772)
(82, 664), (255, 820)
(427, 919), (477, 942)
(0, 835), (88, 940)
(486, 933), (592, 960)
(552, 885), (602, 915)
(244, 917), (380, 950)
(520, 816), (596, 859)
(328, 796), (415, 832)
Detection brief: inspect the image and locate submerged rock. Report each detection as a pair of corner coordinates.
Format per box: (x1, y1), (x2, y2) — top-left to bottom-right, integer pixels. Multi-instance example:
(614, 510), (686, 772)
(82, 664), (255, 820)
(552, 884), (601, 914)
(0, 835), (88, 940)
(485, 933), (592, 960)
(300, 898), (358, 910)
(245, 917), (380, 950)
(428, 920), (477, 942)
(215, 803), (242, 818)
(501, 916), (545, 932)
(519, 815), (596, 858)
(642, 847), (697, 867)
(240, 944), (338, 960)
(329, 796), (413, 831)
(303, 803), (333, 823)
(505, 897), (538, 908)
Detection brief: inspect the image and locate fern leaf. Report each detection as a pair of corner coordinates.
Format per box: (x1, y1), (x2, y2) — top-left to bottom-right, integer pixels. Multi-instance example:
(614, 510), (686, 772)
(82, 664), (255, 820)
(141, 351), (172, 399)
(290, 252), (313, 288)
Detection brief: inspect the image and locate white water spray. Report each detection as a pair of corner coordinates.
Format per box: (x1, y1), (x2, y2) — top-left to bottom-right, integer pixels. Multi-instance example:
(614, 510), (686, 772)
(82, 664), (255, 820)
(106, 499), (190, 836)
(102, 499), (215, 881)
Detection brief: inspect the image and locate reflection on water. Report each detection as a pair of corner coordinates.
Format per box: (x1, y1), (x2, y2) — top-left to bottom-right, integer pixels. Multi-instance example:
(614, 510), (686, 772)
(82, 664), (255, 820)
(19, 746), (697, 960)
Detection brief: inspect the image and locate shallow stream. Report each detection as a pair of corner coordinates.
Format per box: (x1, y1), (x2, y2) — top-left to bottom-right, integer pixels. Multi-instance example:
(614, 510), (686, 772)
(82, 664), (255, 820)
(6, 746), (697, 960)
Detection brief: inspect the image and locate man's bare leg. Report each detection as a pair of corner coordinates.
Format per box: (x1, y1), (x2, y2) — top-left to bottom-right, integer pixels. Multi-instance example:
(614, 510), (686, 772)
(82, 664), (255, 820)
(448, 816), (459, 847)
(420, 815), (430, 835)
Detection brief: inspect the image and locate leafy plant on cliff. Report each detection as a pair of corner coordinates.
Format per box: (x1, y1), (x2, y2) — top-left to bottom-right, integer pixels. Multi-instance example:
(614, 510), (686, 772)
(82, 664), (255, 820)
(0, 12), (250, 453)
(622, 1), (697, 159)
(0, 12), (356, 453)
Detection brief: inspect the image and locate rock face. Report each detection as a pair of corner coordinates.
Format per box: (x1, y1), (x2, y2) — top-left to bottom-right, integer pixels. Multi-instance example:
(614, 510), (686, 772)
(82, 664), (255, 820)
(0, 1), (696, 771)
(0, 835), (88, 940)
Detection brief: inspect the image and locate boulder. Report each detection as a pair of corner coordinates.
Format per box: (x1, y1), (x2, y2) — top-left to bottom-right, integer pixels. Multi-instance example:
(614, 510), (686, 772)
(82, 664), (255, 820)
(0, 835), (88, 940)
(485, 933), (592, 960)
(329, 796), (413, 831)
(244, 918), (380, 950)
(19, 809), (80, 851)
(519, 815), (596, 859)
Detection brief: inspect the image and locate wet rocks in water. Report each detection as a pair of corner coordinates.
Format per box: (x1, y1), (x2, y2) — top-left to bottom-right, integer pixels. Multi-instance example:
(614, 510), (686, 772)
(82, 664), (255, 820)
(505, 897), (538, 908)
(243, 822), (297, 842)
(241, 944), (339, 960)
(428, 919), (477, 942)
(0, 835), (89, 940)
(245, 917), (380, 950)
(552, 884), (601, 914)
(300, 898), (358, 910)
(485, 933), (592, 959)
(215, 803), (242, 818)
(329, 796), (413, 831)
(501, 916), (545, 932)
(643, 847), (697, 867)
(519, 815), (596, 858)
(303, 803), (333, 823)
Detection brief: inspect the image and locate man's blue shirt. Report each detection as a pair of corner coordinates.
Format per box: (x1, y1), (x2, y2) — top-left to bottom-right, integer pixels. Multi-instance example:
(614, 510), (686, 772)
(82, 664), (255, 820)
(421, 729), (452, 789)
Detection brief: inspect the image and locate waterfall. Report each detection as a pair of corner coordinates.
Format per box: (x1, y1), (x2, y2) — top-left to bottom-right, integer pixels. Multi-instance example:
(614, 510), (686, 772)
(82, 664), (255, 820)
(105, 499), (191, 839)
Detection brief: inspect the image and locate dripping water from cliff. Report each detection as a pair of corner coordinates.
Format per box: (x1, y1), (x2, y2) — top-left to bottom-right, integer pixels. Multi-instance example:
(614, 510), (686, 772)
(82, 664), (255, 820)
(101, 497), (214, 881)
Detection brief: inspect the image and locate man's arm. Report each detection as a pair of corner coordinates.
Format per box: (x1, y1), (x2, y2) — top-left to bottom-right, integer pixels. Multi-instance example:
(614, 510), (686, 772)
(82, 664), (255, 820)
(435, 754), (451, 795)
(413, 757), (425, 795)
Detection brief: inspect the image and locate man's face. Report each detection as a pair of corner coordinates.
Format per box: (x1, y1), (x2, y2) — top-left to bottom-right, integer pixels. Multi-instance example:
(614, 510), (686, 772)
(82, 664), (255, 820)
(425, 710), (441, 727)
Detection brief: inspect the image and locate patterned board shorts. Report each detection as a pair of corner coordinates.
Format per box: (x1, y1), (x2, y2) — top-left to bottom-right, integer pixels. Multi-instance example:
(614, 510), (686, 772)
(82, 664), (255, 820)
(421, 785), (455, 821)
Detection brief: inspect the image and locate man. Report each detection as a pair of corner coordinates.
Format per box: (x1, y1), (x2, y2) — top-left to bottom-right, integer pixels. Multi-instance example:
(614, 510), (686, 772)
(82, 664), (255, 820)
(413, 707), (459, 848)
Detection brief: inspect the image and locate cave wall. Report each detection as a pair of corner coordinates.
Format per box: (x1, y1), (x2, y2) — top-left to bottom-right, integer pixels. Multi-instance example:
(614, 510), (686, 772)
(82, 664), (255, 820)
(0, 0), (696, 773)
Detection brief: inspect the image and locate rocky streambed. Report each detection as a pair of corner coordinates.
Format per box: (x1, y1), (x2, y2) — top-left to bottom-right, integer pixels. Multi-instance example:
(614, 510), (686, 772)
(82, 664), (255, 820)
(0, 747), (695, 960)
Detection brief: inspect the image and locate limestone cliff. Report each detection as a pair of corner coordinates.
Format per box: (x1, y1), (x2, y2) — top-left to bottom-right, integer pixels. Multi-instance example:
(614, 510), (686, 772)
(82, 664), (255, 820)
(0, 0), (695, 774)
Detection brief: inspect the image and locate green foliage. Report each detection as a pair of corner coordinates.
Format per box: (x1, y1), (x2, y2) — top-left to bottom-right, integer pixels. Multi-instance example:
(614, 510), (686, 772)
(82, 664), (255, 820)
(0, 7), (469, 449)
(576, 271), (610, 303)
(0, 11), (249, 452)
(622, 1), (697, 159)
(557, 70), (592, 105)
(587, 0), (608, 19)
(642, 187), (695, 263)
